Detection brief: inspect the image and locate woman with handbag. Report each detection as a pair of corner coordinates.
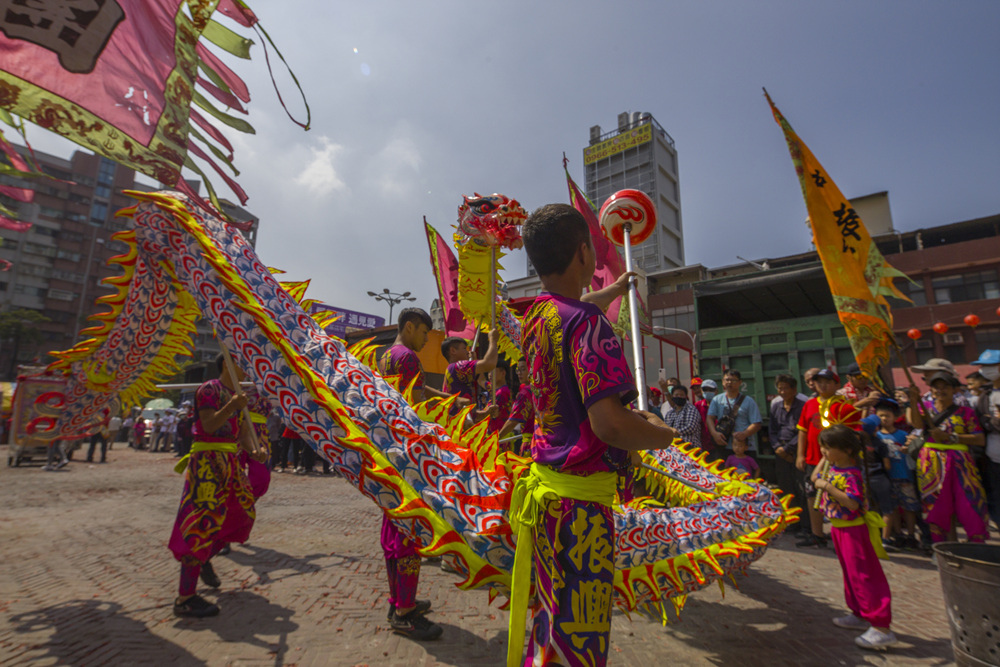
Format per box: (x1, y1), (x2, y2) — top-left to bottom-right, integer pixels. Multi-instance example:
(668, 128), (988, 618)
(906, 372), (989, 544)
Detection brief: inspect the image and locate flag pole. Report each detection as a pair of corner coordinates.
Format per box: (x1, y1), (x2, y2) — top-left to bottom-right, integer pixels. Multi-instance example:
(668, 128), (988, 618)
(621, 223), (647, 412)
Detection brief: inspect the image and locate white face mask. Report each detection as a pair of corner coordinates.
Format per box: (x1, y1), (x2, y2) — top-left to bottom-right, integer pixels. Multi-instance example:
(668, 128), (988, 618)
(981, 365), (1000, 382)
(703, 390), (716, 401)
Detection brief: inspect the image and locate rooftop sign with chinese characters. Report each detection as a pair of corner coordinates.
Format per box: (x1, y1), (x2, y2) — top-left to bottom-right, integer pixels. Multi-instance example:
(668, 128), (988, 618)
(308, 303), (385, 338)
(583, 123), (653, 165)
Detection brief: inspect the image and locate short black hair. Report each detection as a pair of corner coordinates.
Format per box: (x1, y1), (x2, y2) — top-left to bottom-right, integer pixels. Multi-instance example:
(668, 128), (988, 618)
(775, 373), (797, 389)
(724, 369), (742, 380)
(215, 352), (226, 373)
(671, 385), (688, 396)
(441, 336), (467, 359)
(522, 204), (591, 276)
(398, 307), (432, 330)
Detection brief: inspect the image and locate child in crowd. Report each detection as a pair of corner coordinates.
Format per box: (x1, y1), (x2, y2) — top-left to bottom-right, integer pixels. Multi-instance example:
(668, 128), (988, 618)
(812, 425), (897, 650)
(859, 416), (895, 551)
(873, 399), (918, 549)
(725, 438), (759, 479)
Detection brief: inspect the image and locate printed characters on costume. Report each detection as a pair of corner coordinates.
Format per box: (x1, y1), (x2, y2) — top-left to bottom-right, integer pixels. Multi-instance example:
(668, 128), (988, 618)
(168, 357), (259, 618)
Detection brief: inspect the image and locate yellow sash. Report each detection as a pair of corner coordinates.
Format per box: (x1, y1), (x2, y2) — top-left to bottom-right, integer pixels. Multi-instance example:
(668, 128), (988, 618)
(830, 512), (889, 559)
(924, 442), (968, 452)
(174, 440), (239, 474)
(506, 463), (617, 667)
(249, 411), (267, 424)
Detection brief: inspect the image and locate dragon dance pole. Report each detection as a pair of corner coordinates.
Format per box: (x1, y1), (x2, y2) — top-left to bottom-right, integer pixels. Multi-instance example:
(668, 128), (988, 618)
(490, 246), (497, 405)
(620, 223), (647, 411)
(599, 189), (657, 413)
(217, 333), (262, 457)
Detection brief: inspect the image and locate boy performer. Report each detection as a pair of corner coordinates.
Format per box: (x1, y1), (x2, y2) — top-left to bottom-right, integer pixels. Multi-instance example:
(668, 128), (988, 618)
(441, 328), (500, 421)
(169, 354), (265, 617)
(508, 204), (678, 667)
(376, 308), (444, 640)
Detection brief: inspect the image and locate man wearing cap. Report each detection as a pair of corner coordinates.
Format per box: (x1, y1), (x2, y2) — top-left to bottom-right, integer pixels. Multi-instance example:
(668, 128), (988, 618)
(837, 362), (883, 414)
(909, 359), (972, 408)
(972, 350), (1000, 528)
(690, 377), (705, 404)
(796, 368), (861, 547)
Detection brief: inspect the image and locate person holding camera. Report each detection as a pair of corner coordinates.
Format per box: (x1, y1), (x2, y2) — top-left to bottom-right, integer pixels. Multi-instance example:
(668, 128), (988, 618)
(706, 369), (762, 463)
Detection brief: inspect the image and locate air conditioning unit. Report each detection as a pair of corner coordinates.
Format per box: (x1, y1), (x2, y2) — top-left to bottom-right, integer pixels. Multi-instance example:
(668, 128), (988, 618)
(943, 332), (964, 345)
(618, 112), (631, 132)
(915, 339), (933, 349)
(589, 125), (602, 144)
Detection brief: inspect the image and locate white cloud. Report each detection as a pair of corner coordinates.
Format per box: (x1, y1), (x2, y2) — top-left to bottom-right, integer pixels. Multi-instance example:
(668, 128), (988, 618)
(295, 136), (348, 196)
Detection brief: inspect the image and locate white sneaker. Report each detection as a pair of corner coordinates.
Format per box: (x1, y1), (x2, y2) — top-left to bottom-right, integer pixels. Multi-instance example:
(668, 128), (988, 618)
(855, 627), (897, 650)
(43, 464), (55, 471)
(833, 614), (869, 630)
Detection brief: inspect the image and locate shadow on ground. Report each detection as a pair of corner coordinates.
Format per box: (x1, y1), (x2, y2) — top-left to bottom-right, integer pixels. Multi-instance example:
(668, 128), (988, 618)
(9, 599), (204, 665)
(631, 568), (953, 666)
(176, 590), (298, 666)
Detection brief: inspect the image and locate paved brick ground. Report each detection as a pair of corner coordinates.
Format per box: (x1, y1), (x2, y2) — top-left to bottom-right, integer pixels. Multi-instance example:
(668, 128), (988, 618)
(0, 444), (963, 666)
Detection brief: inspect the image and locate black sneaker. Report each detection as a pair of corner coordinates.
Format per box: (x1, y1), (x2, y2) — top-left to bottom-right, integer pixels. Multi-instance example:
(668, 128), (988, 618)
(795, 533), (827, 548)
(174, 594), (220, 618)
(200, 561), (221, 588)
(386, 599), (431, 622)
(391, 609), (443, 641)
(218, 544), (231, 556)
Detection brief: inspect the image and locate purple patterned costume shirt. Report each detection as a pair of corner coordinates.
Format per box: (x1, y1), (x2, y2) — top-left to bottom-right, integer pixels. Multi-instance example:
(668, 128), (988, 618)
(442, 359), (478, 402)
(523, 293), (637, 474)
(379, 344), (425, 390)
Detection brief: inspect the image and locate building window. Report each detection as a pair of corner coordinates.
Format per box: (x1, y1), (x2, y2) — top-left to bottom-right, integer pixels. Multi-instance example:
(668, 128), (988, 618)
(653, 304), (695, 332)
(90, 201), (109, 225)
(95, 184), (111, 199)
(975, 328), (1000, 357)
(932, 270), (1000, 304)
(97, 158), (116, 186)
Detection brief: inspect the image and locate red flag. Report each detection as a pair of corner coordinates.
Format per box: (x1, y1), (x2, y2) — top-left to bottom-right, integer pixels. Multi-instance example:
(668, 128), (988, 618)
(425, 220), (477, 338)
(565, 169), (624, 289)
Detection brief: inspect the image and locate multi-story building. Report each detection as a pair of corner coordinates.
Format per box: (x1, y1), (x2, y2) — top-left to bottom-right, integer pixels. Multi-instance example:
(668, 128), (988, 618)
(584, 111), (684, 273)
(0, 145), (258, 378)
(0, 146), (141, 374)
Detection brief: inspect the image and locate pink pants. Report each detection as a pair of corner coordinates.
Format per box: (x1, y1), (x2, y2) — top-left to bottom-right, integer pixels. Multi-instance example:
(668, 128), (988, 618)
(381, 515), (420, 609)
(239, 450), (271, 499)
(831, 523), (892, 628)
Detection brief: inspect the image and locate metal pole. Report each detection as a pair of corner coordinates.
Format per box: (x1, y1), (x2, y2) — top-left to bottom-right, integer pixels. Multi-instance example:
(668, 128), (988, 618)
(622, 224), (647, 411)
(490, 246), (497, 405)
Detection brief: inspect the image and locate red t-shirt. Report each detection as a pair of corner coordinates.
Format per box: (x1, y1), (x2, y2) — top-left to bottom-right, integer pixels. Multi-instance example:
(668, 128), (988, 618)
(796, 395), (861, 465)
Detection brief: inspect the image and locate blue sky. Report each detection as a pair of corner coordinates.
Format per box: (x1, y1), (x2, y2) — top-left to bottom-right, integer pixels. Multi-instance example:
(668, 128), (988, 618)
(23, 1), (1000, 321)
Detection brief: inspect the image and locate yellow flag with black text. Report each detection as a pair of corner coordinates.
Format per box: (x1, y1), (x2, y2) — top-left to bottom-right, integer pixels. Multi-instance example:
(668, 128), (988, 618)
(766, 90), (910, 381)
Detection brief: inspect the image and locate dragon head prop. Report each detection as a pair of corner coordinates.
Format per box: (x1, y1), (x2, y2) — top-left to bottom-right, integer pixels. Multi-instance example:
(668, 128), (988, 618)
(456, 193), (527, 250)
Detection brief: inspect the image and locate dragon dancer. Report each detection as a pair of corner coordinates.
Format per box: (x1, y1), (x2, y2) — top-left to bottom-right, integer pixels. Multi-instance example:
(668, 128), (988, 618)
(168, 354), (265, 618)
(509, 204), (679, 666)
(376, 308), (446, 640)
(441, 328), (500, 422)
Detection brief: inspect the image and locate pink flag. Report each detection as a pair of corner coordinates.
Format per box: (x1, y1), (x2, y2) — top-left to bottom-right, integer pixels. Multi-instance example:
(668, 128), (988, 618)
(565, 168), (626, 322)
(425, 220), (477, 339)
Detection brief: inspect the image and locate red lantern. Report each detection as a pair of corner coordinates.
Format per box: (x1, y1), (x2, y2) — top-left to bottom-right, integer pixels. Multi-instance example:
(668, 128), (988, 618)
(996, 306), (1000, 318)
(965, 314), (981, 328)
(907, 328), (922, 340)
(933, 322), (949, 335)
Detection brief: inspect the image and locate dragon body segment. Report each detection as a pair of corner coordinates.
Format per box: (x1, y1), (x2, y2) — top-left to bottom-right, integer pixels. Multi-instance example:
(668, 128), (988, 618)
(44, 192), (796, 618)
